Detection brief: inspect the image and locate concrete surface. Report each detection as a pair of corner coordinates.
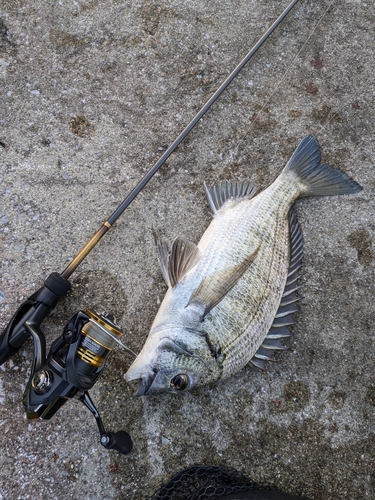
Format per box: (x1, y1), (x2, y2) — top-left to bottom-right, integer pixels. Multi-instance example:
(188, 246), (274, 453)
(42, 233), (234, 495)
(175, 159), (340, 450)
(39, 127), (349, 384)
(0, 0), (374, 498)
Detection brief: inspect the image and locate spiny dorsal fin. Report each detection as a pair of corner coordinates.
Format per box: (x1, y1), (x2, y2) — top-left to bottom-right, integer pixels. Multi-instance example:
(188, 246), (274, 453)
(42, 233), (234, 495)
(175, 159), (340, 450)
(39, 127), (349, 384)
(204, 180), (257, 213)
(188, 241), (261, 320)
(153, 232), (201, 287)
(266, 326), (293, 339)
(250, 208), (302, 370)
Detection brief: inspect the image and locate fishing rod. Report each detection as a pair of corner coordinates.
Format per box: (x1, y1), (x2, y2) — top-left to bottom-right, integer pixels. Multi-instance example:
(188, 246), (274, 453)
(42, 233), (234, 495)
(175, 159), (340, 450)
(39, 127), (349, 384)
(0, 0), (301, 454)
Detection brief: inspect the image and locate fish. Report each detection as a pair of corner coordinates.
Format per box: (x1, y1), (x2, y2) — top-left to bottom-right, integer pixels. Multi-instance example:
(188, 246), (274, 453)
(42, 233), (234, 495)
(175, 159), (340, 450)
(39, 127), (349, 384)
(124, 136), (362, 396)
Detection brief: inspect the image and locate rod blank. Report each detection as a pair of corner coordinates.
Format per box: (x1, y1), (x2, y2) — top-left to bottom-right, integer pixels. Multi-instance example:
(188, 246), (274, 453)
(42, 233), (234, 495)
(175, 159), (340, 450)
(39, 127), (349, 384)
(61, 0), (300, 279)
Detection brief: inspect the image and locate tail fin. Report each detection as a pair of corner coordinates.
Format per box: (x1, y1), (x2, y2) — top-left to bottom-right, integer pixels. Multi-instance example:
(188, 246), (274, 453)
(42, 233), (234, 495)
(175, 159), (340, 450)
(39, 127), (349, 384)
(284, 136), (363, 196)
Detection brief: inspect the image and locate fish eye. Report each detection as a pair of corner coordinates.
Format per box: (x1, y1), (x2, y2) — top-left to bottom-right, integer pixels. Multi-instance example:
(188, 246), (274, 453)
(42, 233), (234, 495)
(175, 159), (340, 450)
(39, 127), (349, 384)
(170, 374), (188, 391)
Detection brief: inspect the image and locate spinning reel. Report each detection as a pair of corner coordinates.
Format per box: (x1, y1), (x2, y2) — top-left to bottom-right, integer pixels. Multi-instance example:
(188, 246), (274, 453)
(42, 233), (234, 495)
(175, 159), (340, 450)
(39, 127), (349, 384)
(0, 272), (133, 454)
(0, 0), (298, 454)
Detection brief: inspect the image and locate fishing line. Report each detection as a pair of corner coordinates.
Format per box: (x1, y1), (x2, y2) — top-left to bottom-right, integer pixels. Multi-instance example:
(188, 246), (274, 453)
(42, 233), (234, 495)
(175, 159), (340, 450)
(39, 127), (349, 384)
(312, 5), (373, 134)
(228, 0), (339, 158)
(321, 72), (374, 132)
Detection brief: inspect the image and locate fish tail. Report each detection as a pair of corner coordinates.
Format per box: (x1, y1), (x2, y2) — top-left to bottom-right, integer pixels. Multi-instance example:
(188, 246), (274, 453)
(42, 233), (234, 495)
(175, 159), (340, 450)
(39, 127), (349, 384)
(284, 136), (363, 196)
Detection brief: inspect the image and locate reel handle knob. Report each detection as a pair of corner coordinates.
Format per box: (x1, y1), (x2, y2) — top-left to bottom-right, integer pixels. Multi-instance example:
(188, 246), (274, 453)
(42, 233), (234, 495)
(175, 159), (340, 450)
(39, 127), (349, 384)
(100, 431), (133, 455)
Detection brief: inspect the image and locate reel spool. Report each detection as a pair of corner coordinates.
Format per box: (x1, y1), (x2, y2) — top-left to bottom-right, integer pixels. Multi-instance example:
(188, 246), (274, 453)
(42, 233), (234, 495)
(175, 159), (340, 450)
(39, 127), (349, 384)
(76, 310), (123, 369)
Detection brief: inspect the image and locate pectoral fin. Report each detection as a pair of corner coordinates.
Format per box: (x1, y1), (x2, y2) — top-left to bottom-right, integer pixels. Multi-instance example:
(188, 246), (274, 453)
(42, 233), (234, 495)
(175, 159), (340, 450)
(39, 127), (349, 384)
(153, 231), (170, 285)
(188, 242), (261, 319)
(153, 232), (201, 287)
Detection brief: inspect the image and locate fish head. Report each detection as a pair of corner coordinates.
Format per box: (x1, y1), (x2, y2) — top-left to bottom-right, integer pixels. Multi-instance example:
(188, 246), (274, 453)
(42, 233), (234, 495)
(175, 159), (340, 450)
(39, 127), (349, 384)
(124, 327), (218, 396)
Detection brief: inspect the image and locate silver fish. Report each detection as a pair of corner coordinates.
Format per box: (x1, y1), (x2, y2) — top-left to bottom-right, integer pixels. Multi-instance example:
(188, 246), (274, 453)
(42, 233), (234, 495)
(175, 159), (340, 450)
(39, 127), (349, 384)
(125, 136), (362, 396)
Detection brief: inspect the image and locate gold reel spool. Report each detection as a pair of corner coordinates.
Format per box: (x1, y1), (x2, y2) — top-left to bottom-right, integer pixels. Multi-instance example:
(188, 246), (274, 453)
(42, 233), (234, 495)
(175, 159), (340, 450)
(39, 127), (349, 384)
(77, 310), (124, 368)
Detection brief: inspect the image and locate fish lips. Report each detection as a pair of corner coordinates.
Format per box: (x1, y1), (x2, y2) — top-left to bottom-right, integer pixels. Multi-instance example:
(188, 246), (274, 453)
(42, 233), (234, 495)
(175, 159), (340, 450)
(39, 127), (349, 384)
(133, 370), (171, 397)
(134, 374), (156, 397)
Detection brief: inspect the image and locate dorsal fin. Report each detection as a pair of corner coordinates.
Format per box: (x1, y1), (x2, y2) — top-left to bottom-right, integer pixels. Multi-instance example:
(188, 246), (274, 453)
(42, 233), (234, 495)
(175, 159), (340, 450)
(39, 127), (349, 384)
(204, 180), (257, 213)
(250, 207), (303, 370)
(153, 232), (201, 287)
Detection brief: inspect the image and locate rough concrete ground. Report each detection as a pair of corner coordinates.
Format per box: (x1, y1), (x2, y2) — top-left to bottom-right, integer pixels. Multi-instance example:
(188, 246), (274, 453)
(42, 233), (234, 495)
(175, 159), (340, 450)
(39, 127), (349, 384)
(0, 0), (374, 498)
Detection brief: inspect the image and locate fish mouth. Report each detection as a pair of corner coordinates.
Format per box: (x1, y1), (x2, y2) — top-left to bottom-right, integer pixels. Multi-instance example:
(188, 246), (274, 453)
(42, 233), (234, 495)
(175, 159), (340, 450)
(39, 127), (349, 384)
(134, 374), (156, 397)
(124, 364), (157, 397)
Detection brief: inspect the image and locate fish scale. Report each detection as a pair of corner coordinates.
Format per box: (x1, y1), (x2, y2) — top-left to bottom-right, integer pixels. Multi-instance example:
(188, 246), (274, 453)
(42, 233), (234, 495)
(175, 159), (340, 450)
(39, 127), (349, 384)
(208, 200), (291, 378)
(125, 136), (362, 395)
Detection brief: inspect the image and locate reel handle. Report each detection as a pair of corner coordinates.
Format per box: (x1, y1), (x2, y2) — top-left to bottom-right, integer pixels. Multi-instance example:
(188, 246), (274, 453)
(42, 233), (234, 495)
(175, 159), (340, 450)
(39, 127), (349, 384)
(80, 392), (133, 455)
(100, 431), (133, 455)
